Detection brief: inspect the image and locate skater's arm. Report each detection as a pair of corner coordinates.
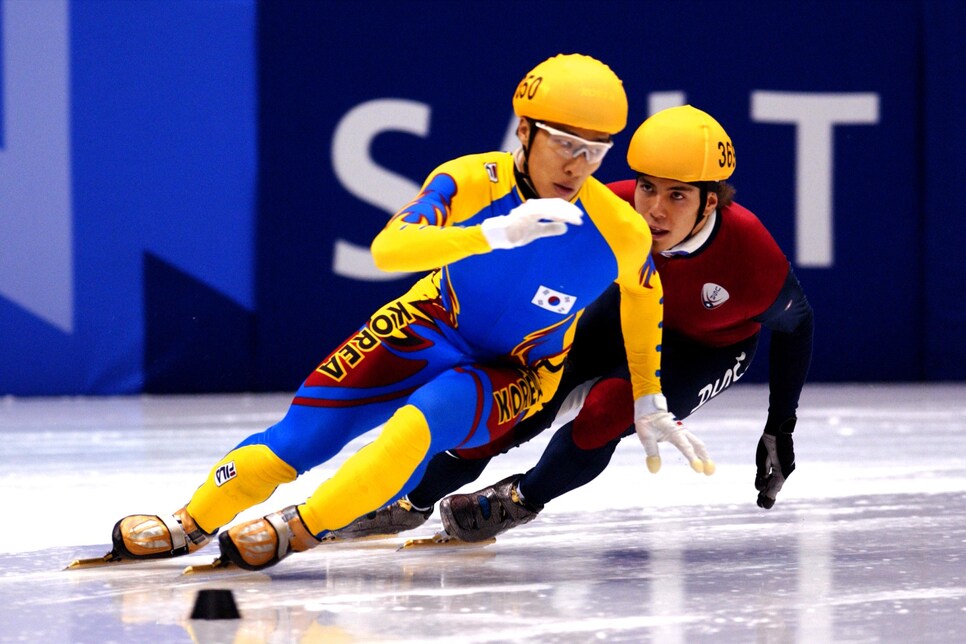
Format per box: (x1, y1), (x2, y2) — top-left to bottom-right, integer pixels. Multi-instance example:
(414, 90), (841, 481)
(372, 157), (581, 273)
(754, 267), (814, 430)
(752, 267), (813, 509)
(371, 170), (492, 272)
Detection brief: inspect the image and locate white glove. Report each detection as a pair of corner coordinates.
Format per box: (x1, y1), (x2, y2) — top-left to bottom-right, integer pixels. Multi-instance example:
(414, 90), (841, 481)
(634, 394), (715, 475)
(481, 198), (583, 250)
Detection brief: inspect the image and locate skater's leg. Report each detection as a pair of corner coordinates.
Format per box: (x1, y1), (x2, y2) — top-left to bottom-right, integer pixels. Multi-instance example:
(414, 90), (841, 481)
(407, 451), (491, 509)
(212, 403), (431, 571)
(185, 398), (395, 532)
(440, 376), (633, 540)
(111, 275), (461, 561)
(521, 376), (633, 505)
(298, 404), (433, 534)
(297, 363), (514, 534)
(186, 445), (298, 533)
(112, 401), (391, 561)
(331, 451), (491, 539)
(219, 362), (544, 568)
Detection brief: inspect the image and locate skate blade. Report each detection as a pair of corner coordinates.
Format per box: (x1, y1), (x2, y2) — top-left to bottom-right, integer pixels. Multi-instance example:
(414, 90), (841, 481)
(399, 531), (496, 550)
(65, 551), (123, 570)
(321, 532), (397, 544)
(182, 556), (234, 575)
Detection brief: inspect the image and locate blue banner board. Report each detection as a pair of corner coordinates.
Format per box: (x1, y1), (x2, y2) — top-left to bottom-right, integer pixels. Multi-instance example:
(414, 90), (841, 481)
(0, 0), (963, 395)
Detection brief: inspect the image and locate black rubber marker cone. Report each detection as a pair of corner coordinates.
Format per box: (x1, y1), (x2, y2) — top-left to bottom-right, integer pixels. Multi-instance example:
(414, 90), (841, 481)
(190, 588), (241, 620)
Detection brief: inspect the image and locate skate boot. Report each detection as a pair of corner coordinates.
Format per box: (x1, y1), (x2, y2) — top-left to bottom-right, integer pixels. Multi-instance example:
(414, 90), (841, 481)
(330, 498), (433, 540)
(112, 506), (215, 560)
(218, 505), (321, 571)
(439, 475), (542, 542)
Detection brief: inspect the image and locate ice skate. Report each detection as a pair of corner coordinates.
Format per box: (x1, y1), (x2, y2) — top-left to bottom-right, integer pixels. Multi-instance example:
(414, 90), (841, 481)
(215, 505), (320, 571)
(439, 475), (542, 542)
(68, 506), (215, 569)
(111, 506), (215, 560)
(329, 498), (433, 541)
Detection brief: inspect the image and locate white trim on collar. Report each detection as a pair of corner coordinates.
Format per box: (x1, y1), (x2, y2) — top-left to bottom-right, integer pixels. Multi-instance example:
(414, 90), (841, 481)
(659, 210), (718, 257)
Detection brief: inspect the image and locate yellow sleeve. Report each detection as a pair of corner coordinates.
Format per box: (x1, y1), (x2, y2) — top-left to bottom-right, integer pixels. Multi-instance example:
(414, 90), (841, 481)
(582, 180), (665, 401)
(370, 155), (500, 273)
(619, 268), (664, 400)
(371, 220), (492, 272)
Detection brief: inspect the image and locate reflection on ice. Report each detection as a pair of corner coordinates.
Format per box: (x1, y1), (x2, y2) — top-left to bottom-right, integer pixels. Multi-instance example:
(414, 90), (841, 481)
(1, 385), (965, 642)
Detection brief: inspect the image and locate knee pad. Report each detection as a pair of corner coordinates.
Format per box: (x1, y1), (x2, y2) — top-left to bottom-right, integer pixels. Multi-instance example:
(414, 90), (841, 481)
(572, 377), (634, 450)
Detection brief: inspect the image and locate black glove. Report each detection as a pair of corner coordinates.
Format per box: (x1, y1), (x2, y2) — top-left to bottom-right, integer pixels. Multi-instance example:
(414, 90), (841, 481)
(755, 417), (796, 509)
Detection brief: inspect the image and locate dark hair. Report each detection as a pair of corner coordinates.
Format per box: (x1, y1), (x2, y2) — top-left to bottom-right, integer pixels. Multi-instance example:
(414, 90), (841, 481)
(692, 180), (736, 208)
(713, 181), (736, 208)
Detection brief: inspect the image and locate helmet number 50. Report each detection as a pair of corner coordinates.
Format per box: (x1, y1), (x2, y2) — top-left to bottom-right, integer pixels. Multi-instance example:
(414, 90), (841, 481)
(516, 75), (543, 100)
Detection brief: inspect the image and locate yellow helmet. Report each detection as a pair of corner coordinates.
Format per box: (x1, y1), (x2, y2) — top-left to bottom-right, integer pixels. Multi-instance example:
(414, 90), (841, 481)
(627, 105), (735, 182)
(512, 54), (628, 134)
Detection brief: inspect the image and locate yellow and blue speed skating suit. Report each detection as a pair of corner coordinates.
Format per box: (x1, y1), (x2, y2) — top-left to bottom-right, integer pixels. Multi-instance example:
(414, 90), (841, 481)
(183, 151), (664, 537)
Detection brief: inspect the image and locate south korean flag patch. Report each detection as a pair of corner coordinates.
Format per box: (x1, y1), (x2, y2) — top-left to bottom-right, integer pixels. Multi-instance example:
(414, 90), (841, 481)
(531, 285), (576, 315)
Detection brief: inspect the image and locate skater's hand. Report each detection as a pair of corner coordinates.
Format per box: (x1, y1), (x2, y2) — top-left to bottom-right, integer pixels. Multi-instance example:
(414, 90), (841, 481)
(481, 198), (582, 249)
(634, 394), (715, 475)
(755, 417), (796, 509)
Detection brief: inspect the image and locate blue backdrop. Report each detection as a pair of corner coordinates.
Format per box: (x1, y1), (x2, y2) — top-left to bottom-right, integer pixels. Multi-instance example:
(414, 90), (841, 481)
(1, 0), (963, 395)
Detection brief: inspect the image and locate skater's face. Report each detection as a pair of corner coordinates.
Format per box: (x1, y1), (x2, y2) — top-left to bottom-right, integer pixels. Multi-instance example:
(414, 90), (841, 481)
(634, 174), (718, 253)
(516, 118), (609, 201)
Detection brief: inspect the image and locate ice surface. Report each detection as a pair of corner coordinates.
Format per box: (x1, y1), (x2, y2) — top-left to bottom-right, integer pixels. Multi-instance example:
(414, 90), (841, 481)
(1, 384), (964, 642)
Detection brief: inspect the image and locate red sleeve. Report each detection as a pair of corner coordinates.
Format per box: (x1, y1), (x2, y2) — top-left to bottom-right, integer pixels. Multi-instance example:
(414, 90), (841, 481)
(606, 179), (637, 207)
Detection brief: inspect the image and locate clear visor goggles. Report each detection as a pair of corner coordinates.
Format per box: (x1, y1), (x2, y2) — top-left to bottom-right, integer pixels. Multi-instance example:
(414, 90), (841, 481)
(534, 121), (614, 164)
